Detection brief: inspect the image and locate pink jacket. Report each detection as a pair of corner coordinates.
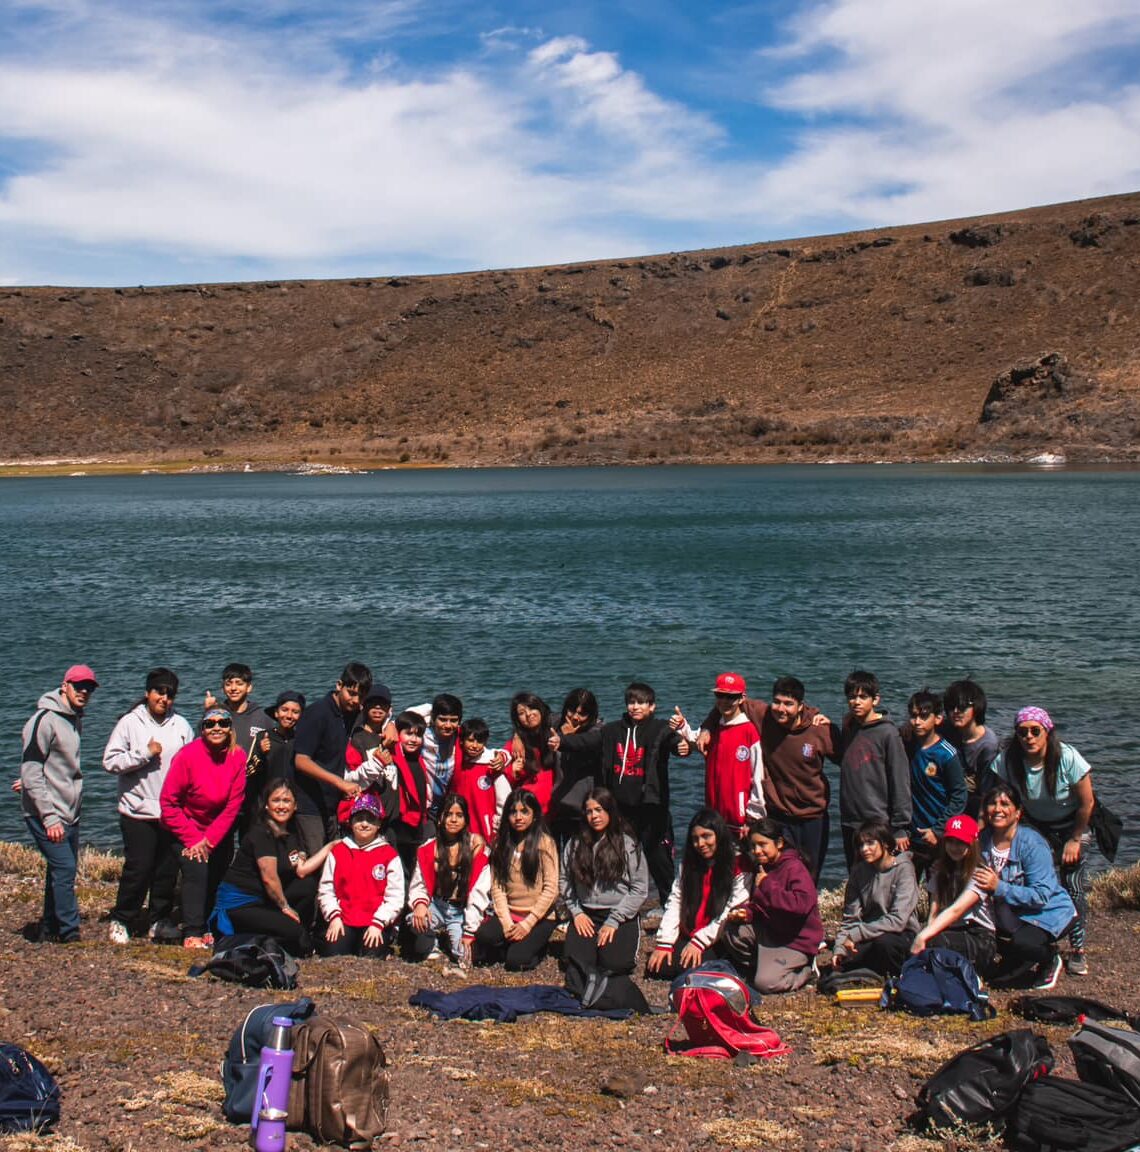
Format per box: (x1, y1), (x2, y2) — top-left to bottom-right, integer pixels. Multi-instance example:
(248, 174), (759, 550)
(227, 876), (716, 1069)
(159, 739), (246, 849)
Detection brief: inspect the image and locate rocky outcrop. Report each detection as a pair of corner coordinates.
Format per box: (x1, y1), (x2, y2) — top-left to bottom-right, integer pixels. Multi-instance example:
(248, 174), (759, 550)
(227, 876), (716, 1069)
(980, 353), (1089, 423)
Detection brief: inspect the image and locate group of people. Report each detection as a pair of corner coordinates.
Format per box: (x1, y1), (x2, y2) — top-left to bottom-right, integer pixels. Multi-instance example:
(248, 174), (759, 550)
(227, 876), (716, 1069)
(17, 658), (1103, 1002)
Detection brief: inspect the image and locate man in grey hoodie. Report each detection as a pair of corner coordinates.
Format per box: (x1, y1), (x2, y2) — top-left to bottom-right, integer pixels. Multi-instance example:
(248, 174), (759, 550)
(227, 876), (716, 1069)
(20, 663), (98, 942)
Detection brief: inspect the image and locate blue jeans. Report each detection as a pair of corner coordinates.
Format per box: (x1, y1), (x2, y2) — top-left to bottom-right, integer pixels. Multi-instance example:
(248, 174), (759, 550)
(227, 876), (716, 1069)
(25, 816), (81, 939)
(406, 899), (466, 959)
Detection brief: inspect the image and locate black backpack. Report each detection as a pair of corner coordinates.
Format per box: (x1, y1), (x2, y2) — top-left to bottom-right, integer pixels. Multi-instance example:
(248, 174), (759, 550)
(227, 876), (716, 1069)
(911, 1028), (1053, 1131)
(221, 997), (317, 1123)
(1012, 995), (1138, 1029)
(817, 967), (884, 996)
(190, 934), (300, 989)
(0, 1044), (60, 1134)
(1069, 1019), (1140, 1108)
(1007, 1076), (1140, 1152)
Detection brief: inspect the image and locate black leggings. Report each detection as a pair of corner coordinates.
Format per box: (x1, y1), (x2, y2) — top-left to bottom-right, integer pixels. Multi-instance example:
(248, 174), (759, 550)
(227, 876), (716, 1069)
(841, 931), (914, 977)
(989, 923), (1056, 988)
(226, 875), (318, 955)
(927, 923), (996, 972)
(563, 910), (640, 995)
(178, 840), (234, 936)
(319, 923), (396, 958)
(474, 917), (555, 971)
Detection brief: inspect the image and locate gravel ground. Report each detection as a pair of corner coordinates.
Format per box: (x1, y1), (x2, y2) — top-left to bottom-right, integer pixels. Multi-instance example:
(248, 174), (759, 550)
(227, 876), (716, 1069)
(1, 863), (1136, 1152)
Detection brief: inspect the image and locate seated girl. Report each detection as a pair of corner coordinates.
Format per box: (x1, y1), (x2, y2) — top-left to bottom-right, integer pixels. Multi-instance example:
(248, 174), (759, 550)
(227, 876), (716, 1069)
(406, 793), (490, 971)
(646, 807), (749, 980)
(724, 817), (823, 993)
(211, 780), (333, 955)
(911, 813), (996, 971)
(832, 820), (920, 977)
(474, 788), (560, 971)
(973, 781), (1076, 990)
(317, 793), (405, 958)
(561, 788), (648, 1008)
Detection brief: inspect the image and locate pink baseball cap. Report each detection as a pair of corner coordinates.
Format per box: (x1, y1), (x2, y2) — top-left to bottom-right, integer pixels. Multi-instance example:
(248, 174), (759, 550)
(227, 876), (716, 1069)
(943, 814), (979, 844)
(713, 672), (746, 695)
(64, 664), (99, 687)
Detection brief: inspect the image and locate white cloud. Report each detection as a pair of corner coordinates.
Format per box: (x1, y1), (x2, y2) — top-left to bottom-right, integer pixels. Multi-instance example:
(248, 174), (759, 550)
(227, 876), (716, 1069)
(0, 0), (1138, 284)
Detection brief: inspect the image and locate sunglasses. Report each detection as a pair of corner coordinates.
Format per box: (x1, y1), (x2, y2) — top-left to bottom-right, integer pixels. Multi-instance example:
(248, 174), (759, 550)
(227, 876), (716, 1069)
(149, 687), (176, 699)
(203, 718), (233, 731)
(1016, 725), (1045, 739)
(70, 681), (97, 693)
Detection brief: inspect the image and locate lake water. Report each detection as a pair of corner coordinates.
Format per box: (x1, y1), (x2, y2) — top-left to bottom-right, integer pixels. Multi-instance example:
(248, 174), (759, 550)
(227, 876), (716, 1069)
(2, 464), (1136, 883)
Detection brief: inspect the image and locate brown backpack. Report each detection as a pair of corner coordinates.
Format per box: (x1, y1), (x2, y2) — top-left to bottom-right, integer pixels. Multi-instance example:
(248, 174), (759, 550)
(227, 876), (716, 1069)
(290, 1017), (389, 1149)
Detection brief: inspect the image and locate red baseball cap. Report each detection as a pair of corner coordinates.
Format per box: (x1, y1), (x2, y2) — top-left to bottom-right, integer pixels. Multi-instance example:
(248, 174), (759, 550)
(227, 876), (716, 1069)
(713, 672), (746, 695)
(943, 814), (979, 843)
(64, 664), (99, 687)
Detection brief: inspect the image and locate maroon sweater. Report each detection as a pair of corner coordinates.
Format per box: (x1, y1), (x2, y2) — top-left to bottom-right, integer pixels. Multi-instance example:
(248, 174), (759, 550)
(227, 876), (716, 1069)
(749, 850), (824, 956)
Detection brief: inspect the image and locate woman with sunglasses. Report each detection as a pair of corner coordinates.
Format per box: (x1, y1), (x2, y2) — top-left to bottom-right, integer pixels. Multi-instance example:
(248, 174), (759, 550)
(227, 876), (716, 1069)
(159, 707), (247, 949)
(992, 707), (1095, 976)
(102, 668), (194, 944)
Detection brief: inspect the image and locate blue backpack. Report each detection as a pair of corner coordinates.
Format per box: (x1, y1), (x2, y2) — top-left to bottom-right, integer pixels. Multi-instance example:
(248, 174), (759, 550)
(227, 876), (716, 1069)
(882, 948), (995, 1022)
(0, 1044), (60, 1134)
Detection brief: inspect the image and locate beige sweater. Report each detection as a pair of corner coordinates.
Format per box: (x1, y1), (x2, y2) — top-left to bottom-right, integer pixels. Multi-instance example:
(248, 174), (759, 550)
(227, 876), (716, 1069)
(491, 834), (560, 931)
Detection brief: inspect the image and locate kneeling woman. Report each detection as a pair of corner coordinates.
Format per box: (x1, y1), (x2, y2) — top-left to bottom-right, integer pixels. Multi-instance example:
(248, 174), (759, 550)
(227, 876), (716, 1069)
(725, 818), (823, 993)
(475, 788), (560, 970)
(832, 820), (920, 977)
(317, 793), (406, 957)
(561, 788), (648, 1006)
(211, 780), (333, 954)
(646, 808), (749, 980)
(407, 793), (491, 968)
(974, 781), (1076, 989)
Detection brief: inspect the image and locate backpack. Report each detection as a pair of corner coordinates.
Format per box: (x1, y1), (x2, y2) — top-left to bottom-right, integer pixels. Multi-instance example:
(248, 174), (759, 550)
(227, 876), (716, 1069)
(1013, 994), (1138, 1029)
(910, 1029), (1053, 1132)
(665, 967), (790, 1060)
(190, 935), (300, 990)
(221, 997), (317, 1123)
(882, 948), (995, 1022)
(817, 967), (884, 996)
(0, 1044), (60, 1134)
(1006, 1076), (1140, 1152)
(292, 1017), (389, 1148)
(1069, 1019), (1140, 1108)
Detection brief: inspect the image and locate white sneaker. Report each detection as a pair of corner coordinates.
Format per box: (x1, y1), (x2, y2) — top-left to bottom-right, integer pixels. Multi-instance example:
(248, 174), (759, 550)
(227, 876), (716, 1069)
(424, 947), (446, 964)
(108, 920), (130, 945)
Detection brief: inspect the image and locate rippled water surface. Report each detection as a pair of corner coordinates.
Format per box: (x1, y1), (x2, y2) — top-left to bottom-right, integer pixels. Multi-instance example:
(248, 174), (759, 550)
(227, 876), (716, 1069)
(2, 464), (1136, 882)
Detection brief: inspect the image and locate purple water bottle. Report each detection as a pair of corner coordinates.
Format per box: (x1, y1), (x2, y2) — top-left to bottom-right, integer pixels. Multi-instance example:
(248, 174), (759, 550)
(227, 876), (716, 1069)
(250, 1016), (294, 1152)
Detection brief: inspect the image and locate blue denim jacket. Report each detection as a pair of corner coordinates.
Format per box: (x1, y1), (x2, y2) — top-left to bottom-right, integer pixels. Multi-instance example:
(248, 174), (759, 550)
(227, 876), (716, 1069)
(980, 824), (1075, 939)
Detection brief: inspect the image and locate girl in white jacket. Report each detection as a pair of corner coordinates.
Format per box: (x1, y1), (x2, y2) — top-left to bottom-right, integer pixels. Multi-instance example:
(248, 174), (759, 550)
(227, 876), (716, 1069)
(103, 668), (194, 943)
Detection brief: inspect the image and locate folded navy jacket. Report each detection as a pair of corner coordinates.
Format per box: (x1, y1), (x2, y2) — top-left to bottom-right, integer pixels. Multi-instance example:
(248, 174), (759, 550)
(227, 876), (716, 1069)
(409, 984), (633, 1022)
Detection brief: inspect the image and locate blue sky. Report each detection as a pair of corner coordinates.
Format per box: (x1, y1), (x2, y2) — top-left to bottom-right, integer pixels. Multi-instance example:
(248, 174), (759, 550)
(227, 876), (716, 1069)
(2, 0), (1139, 286)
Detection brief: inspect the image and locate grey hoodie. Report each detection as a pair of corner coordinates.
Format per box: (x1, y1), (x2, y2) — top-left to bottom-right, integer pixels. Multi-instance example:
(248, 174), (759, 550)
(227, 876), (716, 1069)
(103, 702), (195, 820)
(560, 834), (649, 929)
(21, 689), (84, 828)
(834, 850), (921, 951)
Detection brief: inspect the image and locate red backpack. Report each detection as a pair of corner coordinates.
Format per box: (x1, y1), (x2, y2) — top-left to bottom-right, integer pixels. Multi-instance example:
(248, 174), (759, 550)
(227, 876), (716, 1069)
(664, 967), (791, 1060)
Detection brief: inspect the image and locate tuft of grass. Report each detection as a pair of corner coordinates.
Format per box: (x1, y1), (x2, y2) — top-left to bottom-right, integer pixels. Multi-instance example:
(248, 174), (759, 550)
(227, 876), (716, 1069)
(0, 842), (44, 875)
(0, 1137), (91, 1152)
(154, 1071), (223, 1108)
(702, 1117), (802, 1147)
(78, 846), (123, 883)
(1091, 861), (1140, 910)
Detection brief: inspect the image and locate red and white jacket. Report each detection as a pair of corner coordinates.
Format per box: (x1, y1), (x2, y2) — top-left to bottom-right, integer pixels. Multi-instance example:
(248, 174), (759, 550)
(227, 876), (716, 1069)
(697, 713), (765, 830)
(654, 862), (750, 955)
(317, 836), (405, 930)
(407, 838), (492, 941)
(500, 743), (555, 814)
(449, 749), (505, 842)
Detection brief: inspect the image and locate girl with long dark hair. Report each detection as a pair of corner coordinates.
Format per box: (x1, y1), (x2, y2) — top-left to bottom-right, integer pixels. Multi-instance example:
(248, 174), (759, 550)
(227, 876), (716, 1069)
(993, 706), (1095, 975)
(505, 693), (558, 815)
(646, 807), (748, 979)
(474, 788), (559, 970)
(407, 792), (491, 971)
(550, 688), (602, 846)
(561, 788), (648, 1006)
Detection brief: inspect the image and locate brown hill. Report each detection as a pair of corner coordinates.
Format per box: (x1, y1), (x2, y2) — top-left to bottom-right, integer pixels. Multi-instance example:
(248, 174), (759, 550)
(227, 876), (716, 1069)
(2, 192), (1139, 469)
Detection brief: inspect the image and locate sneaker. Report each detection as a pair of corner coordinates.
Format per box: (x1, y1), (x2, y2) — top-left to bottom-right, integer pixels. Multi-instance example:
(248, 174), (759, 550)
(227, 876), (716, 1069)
(447, 963), (469, 979)
(108, 920), (130, 945)
(182, 935), (209, 950)
(1032, 953), (1064, 991)
(1066, 951), (1089, 977)
(201, 932), (215, 949)
(149, 918), (182, 944)
(424, 947), (446, 964)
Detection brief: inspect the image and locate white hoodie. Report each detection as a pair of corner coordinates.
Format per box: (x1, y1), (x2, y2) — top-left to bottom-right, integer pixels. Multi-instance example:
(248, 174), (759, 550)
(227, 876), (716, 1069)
(102, 703), (194, 819)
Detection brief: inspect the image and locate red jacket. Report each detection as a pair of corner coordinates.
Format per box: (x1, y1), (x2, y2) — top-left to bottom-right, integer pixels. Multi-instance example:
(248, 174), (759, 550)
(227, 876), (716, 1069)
(450, 752), (500, 841)
(703, 714), (764, 829)
(318, 838), (404, 929)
